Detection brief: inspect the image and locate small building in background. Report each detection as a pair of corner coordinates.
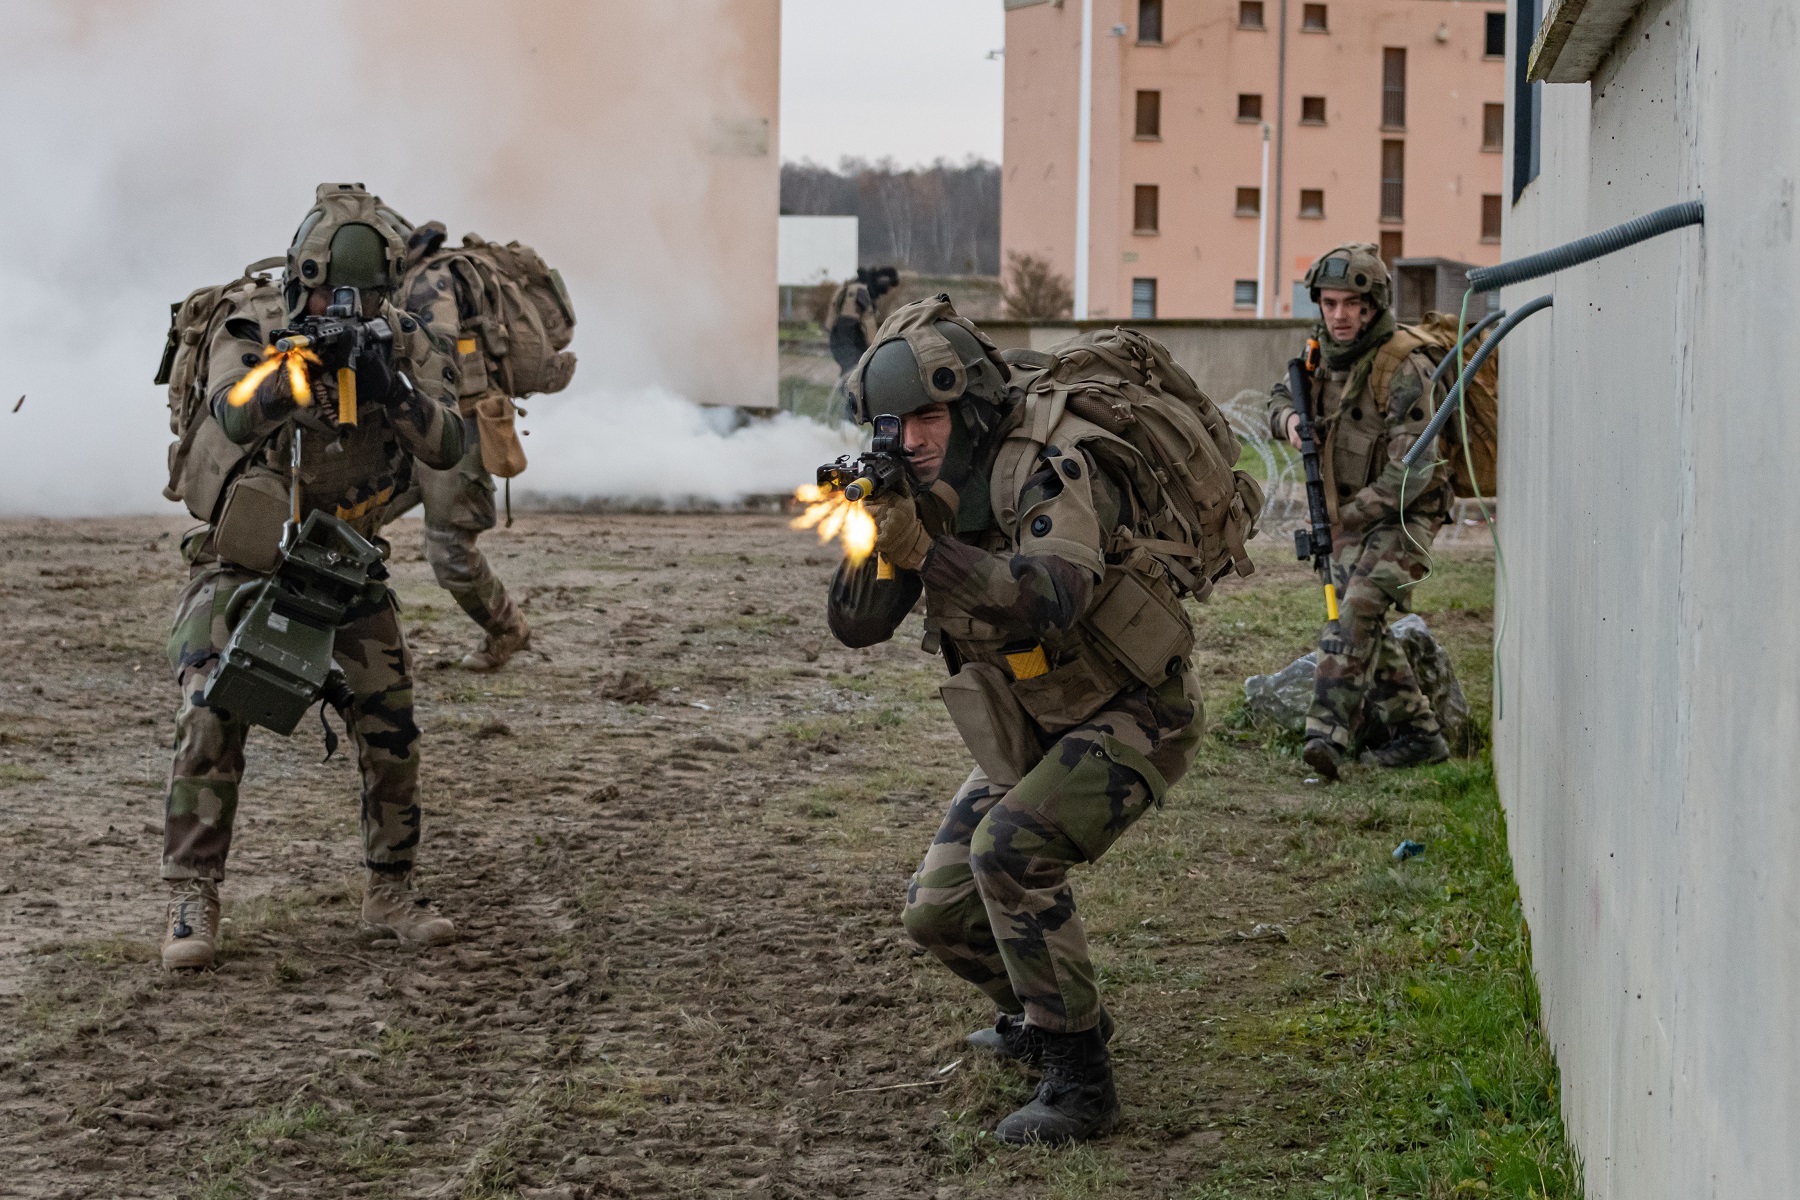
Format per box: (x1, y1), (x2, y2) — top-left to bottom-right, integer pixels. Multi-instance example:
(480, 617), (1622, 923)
(1002, 0), (1508, 319)
(777, 215), (859, 321)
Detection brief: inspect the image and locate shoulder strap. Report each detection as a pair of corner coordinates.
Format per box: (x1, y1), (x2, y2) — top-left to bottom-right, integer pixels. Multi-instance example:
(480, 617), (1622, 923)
(1368, 325), (1433, 413)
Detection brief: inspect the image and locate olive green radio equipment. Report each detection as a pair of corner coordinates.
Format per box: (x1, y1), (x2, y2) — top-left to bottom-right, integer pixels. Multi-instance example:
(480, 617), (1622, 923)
(203, 510), (387, 735)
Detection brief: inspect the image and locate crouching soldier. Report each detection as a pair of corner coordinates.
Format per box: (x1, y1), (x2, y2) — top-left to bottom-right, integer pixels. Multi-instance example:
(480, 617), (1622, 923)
(157, 183), (466, 969)
(825, 297), (1209, 1144)
(1268, 243), (1455, 781)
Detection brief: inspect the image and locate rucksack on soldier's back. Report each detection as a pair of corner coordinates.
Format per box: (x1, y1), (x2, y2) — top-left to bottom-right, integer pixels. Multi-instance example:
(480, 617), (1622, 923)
(995, 327), (1263, 602)
(155, 257), (289, 522)
(1368, 311), (1500, 499)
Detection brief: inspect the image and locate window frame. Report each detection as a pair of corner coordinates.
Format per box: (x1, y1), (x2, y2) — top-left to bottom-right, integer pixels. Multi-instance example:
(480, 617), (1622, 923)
(1236, 93), (1264, 123)
(1379, 231), (1404, 267)
(1381, 47), (1407, 131)
(1299, 95), (1327, 125)
(1137, 0), (1164, 45)
(1135, 90), (1163, 139)
(1238, 1), (1266, 31)
(1235, 187), (1262, 218)
(1380, 139), (1405, 223)
(1513, 0), (1542, 201)
(1484, 11), (1507, 58)
(1133, 184), (1162, 235)
(1481, 194), (1504, 243)
(1233, 280), (1259, 310)
(1301, 3), (1329, 33)
(1299, 188), (1325, 219)
(1482, 102), (1506, 152)
(1132, 277), (1159, 320)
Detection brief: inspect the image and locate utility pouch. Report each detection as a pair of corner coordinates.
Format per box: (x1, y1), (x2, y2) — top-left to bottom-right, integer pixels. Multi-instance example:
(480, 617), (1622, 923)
(475, 392), (529, 478)
(212, 471), (291, 574)
(1083, 570), (1193, 688)
(179, 417), (253, 523)
(939, 662), (1043, 789)
(455, 336), (490, 400)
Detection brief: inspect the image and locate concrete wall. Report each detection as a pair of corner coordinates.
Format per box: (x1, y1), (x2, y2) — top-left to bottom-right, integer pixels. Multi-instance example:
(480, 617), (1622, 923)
(982, 318), (1312, 404)
(1498, 1), (1800, 1196)
(1003, 0), (1506, 320)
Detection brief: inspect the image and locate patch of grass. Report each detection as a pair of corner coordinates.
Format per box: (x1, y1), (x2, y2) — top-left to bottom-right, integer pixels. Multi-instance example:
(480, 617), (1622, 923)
(0, 763), (48, 785)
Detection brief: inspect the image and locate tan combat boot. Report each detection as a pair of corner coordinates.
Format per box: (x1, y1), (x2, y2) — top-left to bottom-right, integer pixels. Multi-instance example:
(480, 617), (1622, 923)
(161, 878), (220, 970)
(460, 606), (531, 672)
(362, 871), (456, 944)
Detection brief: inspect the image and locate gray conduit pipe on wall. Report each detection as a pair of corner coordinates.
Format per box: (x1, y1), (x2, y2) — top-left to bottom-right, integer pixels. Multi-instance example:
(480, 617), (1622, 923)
(1404, 295), (1555, 471)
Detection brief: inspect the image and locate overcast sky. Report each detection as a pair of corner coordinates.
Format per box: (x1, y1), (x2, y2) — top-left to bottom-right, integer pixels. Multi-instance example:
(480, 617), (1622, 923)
(780, 0), (1006, 167)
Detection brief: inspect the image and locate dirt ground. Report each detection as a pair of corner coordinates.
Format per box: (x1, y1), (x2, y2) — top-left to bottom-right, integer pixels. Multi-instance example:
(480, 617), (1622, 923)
(0, 512), (1497, 1199)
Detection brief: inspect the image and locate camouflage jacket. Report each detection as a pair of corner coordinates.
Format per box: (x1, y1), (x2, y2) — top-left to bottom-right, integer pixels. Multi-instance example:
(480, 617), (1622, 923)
(828, 426), (1191, 731)
(1266, 327), (1452, 533)
(204, 265), (465, 549)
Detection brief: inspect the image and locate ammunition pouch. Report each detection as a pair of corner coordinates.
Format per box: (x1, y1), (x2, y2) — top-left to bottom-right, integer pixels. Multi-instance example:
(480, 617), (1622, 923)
(212, 469), (291, 574)
(939, 662), (1043, 788)
(474, 391), (528, 478)
(1080, 569), (1194, 689)
(179, 417), (256, 525)
(203, 511), (387, 736)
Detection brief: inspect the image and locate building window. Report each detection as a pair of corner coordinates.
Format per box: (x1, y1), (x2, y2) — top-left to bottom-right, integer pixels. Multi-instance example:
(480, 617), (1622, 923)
(1239, 1), (1266, 29)
(1136, 90), (1162, 138)
(1300, 95), (1327, 125)
(1514, 0), (1542, 201)
(1483, 103), (1506, 151)
(1132, 278), (1158, 319)
(1301, 4), (1328, 33)
(1485, 11), (1507, 57)
(1382, 48), (1407, 129)
(1235, 187), (1261, 217)
(1237, 93), (1263, 122)
(1380, 140), (1405, 221)
(1299, 189), (1325, 219)
(1233, 280), (1259, 309)
(1134, 185), (1161, 234)
(1137, 0), (1163, 44)
(1482, 194), (1503, 242)
(1379, 231), (1404, 266)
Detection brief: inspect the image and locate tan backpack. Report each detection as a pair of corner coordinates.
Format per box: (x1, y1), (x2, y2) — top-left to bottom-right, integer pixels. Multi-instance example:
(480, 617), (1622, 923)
(995, 328), (1263, 602)
(402, 232), (577, 400)
(154, 258), (288, 521)
(1369, 312), (1500, 498)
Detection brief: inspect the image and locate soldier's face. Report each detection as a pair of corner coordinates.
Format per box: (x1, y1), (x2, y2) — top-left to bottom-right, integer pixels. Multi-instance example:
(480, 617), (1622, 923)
(1318, 289), (1374, 342)
(901, 403), (953, 486)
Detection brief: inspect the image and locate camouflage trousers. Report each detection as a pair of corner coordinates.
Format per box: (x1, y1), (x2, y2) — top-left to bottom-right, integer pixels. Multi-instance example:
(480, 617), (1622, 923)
(161, 564), (424, 881)
(1307, 522), (1441, 751)
(411, 416), (513, 635)
(902, 671), (1204, 1033)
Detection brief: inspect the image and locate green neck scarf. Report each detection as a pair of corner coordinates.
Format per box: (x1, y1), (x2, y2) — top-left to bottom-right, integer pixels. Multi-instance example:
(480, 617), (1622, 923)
(1320, 309), (1397, 405)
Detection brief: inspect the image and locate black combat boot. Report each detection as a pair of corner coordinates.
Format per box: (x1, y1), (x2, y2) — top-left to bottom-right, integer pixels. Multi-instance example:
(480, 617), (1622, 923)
(1303, 737), (1344, 782)
(967, 1008), (1114, 1067)
(993, 1025), (1121, 1145)
(1360, 729), (1450, 769)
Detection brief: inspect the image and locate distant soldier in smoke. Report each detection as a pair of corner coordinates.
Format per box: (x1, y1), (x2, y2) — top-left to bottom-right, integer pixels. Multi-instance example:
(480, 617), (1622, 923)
(155, 183), (466, 970)
(380, 221), (577, 671)
(1267, 243), (1455, 780)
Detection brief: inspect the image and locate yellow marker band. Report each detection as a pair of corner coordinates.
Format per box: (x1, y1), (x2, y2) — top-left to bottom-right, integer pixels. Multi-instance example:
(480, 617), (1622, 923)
(1325, 582), (1340, 622)
(457, 337), (477, 355)
(1005, 645), (1051, 680)
(876, 555), (895, 581)
(337, 367), (358, 426)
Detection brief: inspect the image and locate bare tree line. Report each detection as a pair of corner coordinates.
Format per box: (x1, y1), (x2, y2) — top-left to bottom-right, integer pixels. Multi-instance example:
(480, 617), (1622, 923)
(781, 157), (1001, 277)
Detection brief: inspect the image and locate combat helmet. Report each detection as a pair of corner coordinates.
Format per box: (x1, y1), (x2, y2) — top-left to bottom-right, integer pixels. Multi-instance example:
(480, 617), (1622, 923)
(283, 183), (413, 317)
(846, 294), (1011, 428)
(1302, 242), (1391, 312)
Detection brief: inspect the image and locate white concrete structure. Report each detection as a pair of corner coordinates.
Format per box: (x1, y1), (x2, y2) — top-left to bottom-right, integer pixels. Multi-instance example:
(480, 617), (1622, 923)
(777, 215), (859, 286)
(1498, 1), (1799, 1196)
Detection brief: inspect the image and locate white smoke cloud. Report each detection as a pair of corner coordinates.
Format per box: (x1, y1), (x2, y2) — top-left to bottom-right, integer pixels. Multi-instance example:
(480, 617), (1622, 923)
(0, 0), (805, 517)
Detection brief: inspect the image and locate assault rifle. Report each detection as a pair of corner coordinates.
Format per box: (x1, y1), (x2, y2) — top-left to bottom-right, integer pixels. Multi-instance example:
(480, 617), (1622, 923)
(816, 412), (908, 502)
(1287, 338), (1340, 622)
(273, 286), (394, 427)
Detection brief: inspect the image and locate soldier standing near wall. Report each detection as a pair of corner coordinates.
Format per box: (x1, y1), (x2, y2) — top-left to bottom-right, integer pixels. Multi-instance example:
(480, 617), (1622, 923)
(827, 266), (900, 374)
(826, 297), (1221, 1144)
(157, 184), (467, 970)
(1267, 243), (1454, 781)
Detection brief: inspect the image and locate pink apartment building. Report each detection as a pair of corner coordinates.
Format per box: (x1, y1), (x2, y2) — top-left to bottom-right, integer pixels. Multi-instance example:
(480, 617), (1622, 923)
(1002, 0), (1509, 320)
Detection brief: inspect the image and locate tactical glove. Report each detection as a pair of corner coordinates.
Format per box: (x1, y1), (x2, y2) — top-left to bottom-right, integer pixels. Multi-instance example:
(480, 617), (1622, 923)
(866, 493), (934, 571)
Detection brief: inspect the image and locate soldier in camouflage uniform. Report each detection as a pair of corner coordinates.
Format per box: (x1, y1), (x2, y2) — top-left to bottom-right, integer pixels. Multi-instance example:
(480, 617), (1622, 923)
(383, 221), (530, 672)
(160, 184), (466, 970)
(1267, 243), (1454, 781)
(828, 297), (1205, 1144)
